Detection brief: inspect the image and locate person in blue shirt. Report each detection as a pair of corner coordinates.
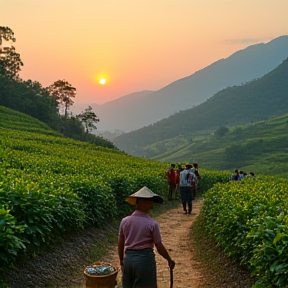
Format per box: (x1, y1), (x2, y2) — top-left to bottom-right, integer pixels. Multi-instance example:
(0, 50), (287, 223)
(179, 164), (194, 214)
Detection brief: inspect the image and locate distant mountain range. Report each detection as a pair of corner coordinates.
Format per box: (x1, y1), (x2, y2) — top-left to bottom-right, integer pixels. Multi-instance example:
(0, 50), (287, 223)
(71, 35), (288, 133)
(113, 56), (288, 157)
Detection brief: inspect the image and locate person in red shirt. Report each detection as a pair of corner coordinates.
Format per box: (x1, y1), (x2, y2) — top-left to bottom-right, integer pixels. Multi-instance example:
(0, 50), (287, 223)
(167, 163), (177, 200)
(118, 186), (175, 288)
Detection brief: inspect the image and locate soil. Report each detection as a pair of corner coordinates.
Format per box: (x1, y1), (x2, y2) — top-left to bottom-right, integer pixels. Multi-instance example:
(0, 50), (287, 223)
(4, 200), (255, 288)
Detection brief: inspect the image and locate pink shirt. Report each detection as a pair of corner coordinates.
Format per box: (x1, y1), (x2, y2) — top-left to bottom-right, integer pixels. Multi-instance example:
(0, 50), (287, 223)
(118, 210), (162, 250)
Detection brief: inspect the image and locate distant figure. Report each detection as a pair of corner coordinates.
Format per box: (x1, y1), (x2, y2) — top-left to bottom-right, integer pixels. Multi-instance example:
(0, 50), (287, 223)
(239, 170), (245, 180)
(248, 172), (255, 177)
(231, 169), (240, 181)
(167, 163), (177, 200)
(179, 164), (194, 214)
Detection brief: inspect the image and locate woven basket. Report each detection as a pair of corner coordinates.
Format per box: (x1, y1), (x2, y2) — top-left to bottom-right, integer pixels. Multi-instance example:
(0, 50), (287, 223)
(84, 261), (119, 288)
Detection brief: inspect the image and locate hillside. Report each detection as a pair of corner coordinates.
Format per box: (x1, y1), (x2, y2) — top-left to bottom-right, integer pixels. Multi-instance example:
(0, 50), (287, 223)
(72, 35), (288, 132)
(0, 106), (63, 137)
(113, 57), (288, 159)
(0, 106), (170, 279)
(153, 113), (288, 178)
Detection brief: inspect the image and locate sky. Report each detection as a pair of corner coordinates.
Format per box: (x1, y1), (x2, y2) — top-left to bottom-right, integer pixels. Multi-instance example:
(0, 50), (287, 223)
(1, 0), (288, 104)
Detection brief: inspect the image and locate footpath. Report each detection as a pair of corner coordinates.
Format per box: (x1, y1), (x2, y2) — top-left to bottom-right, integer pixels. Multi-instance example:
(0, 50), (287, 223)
(102, 200), (205, 288)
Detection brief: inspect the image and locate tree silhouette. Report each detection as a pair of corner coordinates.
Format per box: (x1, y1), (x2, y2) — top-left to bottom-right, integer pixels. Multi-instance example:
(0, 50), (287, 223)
(0, 26), (23, 78)
(77, 106), (100, 134)
(47, 80), (76, 118)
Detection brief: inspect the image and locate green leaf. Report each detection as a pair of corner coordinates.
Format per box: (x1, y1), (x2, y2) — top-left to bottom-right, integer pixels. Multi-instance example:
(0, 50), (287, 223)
(273, 232), (283, 245)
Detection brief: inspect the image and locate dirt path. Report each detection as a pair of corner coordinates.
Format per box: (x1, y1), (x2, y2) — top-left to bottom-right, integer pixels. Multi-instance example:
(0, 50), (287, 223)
(100, 200), (205, 288)
(5, 200), (205, 288)
(6, 198), (255, 288)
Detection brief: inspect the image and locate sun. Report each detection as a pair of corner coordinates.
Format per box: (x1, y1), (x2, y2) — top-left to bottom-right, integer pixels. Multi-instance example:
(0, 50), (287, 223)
(99, 78), (106, 85)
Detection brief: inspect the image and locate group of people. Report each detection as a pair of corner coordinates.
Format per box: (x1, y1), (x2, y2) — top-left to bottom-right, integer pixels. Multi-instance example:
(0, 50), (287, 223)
(231, 169), (255, 181)
(167, 162), (201, 214)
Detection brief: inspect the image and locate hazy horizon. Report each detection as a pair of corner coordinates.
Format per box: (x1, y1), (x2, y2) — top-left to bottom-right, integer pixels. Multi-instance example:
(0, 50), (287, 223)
(2, 0), (288, 104)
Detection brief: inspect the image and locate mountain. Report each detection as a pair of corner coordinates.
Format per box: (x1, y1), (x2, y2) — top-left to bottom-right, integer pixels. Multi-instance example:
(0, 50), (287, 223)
(113, 57), (288, 157)
(70, 90), (154, 132)
(71, 35), (288, 133)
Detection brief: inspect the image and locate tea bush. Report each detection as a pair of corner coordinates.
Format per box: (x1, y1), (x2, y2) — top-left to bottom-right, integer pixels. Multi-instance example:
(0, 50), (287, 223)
(203, 177), (288, 287)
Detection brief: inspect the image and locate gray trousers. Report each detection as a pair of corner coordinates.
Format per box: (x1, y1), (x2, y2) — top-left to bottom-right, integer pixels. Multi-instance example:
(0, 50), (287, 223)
(122, 249), (157, 288)
(180, 186), (192, 212)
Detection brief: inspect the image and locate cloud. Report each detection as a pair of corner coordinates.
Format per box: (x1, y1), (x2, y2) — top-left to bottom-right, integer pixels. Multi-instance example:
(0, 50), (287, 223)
(225, 37), (274, 45)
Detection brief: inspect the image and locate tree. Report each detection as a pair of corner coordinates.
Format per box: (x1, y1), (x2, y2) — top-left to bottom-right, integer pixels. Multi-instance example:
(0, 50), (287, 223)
(77, 106), (100, 134)
(214, 126), (229, 138)
(0, 26), (23, 77)
(47, 80), (76, 118)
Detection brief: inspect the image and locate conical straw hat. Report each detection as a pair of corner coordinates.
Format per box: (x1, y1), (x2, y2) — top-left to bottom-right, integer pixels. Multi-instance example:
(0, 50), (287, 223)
(125, 186), (164, 205)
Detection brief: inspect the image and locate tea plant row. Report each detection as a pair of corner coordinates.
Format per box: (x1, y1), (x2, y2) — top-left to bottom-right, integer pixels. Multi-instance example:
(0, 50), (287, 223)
(203, 177), (288, 287)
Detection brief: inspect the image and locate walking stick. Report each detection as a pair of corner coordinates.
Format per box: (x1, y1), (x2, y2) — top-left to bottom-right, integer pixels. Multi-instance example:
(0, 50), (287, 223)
(170, 268), (173, 288)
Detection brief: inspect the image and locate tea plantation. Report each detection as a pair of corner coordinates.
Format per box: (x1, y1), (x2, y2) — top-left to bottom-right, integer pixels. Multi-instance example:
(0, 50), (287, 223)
(1, 106), (288, 287)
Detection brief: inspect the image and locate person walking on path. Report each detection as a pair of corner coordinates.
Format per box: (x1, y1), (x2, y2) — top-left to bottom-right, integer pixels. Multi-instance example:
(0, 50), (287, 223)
(179, 164), (194, 214)
(118, 186), (175, 288)
(167, 163), (177, 201)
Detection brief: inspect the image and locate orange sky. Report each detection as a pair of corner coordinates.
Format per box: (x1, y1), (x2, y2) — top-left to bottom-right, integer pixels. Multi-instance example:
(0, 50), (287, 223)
(2, 0), (288, 104)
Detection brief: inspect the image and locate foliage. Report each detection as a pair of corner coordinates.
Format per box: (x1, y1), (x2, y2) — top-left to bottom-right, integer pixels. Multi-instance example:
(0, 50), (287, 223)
(0, 76), (59, 129)
(0, 108), (168, 270)
(214, 126), (229, 138)
(77, 105), (100, 133)
(202, 176), (288, 287)
(0, 26), (23, 78)
(0, 27), (15, 43)
(191, 211), (256, 287)
(58, 115), (116, 149)
(47, 79), (76, 118)
(196, 169), (231, 195)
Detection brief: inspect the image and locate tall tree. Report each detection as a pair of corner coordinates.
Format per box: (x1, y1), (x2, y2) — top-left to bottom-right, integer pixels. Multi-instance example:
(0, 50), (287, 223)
(47, 79), (76, 118)
(0, 26), (23, 78)
(77, 106), (100, 133)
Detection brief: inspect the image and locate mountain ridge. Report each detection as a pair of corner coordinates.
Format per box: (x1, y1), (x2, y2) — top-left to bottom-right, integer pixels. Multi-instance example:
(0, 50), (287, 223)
(113, 57), (288, 157)
(71, 35), (288, 133)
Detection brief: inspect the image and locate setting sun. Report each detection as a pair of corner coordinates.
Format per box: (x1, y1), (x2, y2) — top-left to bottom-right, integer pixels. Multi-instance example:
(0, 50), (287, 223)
(99, 78), (106, 85)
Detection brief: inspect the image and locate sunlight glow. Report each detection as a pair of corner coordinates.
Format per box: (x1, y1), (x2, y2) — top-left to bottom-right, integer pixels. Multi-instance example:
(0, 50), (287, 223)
(99, 78), (106, 85)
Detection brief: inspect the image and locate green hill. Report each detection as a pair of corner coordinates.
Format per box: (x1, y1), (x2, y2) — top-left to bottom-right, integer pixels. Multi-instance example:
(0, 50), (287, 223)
(0, 106), (62, 136)
(0, 75), (116, 149)
(152, 113), (288, 177)
(114, 58), (288, 159)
